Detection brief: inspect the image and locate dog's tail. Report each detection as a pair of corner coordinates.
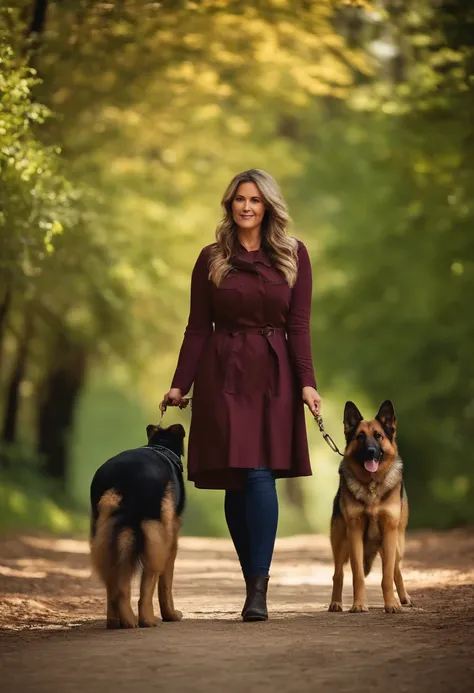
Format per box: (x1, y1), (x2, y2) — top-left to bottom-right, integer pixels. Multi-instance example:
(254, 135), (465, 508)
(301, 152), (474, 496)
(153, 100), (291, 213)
(90, 490), (139, 586)
(363, 543), (379, 577)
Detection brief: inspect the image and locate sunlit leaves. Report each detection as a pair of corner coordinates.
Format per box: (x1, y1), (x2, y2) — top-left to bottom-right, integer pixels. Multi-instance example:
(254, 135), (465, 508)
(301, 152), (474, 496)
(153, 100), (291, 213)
(0, 35), (75, 280)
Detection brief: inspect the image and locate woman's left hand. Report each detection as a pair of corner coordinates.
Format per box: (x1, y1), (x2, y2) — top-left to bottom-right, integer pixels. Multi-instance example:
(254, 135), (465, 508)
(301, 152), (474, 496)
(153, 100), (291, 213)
(302, 386), (322, 417)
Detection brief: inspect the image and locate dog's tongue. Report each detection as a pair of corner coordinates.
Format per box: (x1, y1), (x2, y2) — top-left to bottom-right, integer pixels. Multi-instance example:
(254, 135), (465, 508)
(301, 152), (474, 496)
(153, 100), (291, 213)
(364, 459), (379, 473)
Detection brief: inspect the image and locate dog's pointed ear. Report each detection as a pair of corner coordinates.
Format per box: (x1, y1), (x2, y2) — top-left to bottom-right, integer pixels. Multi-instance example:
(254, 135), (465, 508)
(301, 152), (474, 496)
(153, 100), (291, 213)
(146, 424), (158, 441)
(343, 401), (363, 439)
(375, 400), (396, 439)
(168, 423), (186, 439)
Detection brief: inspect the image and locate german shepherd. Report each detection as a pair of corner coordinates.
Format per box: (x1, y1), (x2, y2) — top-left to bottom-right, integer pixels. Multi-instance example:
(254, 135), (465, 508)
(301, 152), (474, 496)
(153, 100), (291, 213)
(329, 400), (412, 613)
(90, 423), (185, 628)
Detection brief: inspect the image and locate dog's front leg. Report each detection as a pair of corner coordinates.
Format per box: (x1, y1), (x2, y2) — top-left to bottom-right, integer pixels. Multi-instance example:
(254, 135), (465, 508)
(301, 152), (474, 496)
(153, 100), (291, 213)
(348, 518), (368, 612)
(380, 519), (402, 613)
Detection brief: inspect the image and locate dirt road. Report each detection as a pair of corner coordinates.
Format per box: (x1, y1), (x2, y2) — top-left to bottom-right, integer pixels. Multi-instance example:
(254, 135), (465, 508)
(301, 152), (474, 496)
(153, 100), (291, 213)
(1, 529), (473, 692)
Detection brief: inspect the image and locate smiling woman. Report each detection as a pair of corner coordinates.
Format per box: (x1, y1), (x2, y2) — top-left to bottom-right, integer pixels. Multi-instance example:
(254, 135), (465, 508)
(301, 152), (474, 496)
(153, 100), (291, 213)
(208, 169), (300, 288)
(231, 182), (266, 242)
(162, 168), (321, 621)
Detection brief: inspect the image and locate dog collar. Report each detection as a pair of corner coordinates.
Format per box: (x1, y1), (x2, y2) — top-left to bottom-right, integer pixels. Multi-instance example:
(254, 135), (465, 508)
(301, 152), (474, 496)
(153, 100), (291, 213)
(144, 445), (184, 473)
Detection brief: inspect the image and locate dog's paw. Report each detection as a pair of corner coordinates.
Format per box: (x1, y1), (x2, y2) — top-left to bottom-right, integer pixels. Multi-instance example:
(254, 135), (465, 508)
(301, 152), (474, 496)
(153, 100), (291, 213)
(401, 596), (414, 607)
(384, 601), (402, 614)
(106, 618), (121, 629)
(162, 610), (183, 622)
(120, 616), (139, 628)
(328, 601), (343, 612)
(349, 602), (369, 613)
(139, 617), (158, 628)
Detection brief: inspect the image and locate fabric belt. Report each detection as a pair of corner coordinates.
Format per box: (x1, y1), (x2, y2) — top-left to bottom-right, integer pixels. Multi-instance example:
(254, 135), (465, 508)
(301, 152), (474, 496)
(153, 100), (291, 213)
(214, 325), (285, 337)
(214, 325), (284, 395)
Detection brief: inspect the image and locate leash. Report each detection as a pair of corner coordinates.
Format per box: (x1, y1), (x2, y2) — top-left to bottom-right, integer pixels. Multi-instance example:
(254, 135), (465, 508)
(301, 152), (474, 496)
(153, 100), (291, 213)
(313, 414), (344, 457)
(159, 396), (192, 424)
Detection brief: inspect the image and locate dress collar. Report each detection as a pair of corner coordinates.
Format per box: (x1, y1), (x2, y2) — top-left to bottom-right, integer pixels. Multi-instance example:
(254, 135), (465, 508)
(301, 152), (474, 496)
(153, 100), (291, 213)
(233, 242), (272, 267)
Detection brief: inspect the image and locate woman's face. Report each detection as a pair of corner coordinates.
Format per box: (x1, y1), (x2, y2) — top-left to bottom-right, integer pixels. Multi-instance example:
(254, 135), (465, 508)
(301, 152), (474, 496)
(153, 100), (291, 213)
(231, 182), (266, 234)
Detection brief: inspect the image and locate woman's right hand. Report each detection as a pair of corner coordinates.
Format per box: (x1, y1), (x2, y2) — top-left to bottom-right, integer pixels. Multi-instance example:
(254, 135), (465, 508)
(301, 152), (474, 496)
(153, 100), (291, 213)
(161, 388), (187, 410)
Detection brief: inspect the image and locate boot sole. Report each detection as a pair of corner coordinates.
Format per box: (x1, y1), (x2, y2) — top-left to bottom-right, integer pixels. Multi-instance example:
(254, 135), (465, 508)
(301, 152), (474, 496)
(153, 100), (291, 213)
(242, 614), (268, 622)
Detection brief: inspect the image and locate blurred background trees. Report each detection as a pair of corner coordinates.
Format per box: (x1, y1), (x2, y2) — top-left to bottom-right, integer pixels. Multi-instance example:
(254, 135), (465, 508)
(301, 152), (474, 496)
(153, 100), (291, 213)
(1, 0), (473, 534)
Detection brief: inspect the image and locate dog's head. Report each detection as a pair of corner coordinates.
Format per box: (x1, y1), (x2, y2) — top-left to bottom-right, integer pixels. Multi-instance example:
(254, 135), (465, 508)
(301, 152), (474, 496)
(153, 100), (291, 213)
(343, 400), (397, 474)
(146, 423), (186, 458)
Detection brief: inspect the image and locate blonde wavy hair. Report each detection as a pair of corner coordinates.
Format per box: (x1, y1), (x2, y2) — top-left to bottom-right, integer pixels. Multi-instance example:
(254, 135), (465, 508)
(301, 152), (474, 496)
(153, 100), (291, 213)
(209, 169), (299, 287)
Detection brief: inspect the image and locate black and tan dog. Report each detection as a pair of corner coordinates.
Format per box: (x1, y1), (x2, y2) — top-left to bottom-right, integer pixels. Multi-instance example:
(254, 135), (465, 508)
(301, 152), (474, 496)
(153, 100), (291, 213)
(329, 400), (412, 614)
(90, 423), (185, 628)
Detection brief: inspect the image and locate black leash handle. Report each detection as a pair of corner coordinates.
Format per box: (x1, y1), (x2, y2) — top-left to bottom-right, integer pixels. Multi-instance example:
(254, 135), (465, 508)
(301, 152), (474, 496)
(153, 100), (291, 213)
(314, 414), (344, 457)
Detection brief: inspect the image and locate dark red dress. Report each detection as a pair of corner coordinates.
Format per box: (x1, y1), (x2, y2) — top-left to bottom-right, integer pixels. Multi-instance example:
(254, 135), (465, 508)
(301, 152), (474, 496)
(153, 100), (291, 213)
(171, 240), (317, 489)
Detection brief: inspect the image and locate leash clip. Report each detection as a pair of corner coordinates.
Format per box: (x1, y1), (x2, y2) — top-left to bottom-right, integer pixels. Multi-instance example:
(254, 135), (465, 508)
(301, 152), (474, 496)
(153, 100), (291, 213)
(314, 414), (344, 457)
(159, 400), (167, 425)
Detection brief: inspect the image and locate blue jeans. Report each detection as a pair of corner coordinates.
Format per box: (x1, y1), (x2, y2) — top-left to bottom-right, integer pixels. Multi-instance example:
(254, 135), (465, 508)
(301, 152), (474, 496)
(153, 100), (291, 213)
(224, 468), (279, 577)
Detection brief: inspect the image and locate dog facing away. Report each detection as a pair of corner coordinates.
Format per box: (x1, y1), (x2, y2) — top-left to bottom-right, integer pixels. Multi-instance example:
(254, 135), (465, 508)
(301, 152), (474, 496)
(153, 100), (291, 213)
(329, 400), (412, 614)
(90, 423), (185, 628)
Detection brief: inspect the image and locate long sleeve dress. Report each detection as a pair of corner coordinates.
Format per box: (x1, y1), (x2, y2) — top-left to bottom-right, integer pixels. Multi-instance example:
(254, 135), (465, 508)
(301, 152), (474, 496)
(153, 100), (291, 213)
(171, 240), (317, 490)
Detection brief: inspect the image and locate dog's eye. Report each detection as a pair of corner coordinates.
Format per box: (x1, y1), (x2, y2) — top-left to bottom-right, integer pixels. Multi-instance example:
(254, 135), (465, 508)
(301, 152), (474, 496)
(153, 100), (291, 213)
(356, 431), (366, 441)
(374, 431), (383, 440)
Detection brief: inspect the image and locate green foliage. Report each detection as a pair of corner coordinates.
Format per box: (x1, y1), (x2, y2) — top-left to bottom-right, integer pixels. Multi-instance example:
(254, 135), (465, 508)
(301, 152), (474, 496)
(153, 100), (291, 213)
(305, 0), (474, 527)
(0, 34), (75, 285)
(2, 1), (474, 533)
(0, 476), (89, 533)
(0, 442), (88, 533)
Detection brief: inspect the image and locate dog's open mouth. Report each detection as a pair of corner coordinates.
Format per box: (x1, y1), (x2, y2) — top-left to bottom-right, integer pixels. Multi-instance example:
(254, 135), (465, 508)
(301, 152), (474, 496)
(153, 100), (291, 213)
(364, 459), (380, 473)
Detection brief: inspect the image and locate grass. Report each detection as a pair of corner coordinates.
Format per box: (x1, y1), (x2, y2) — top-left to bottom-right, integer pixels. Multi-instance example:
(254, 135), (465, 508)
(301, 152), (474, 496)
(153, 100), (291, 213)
(0, 474), (89, 535)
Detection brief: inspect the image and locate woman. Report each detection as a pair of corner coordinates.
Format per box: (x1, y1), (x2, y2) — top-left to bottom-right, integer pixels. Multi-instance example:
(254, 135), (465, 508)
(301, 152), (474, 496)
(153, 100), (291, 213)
(163, 169), (321, 621)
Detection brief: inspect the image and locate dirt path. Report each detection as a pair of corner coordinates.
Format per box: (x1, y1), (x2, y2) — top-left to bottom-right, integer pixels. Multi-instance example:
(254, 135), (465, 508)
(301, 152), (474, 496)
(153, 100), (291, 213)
(1, 529), (473, 692)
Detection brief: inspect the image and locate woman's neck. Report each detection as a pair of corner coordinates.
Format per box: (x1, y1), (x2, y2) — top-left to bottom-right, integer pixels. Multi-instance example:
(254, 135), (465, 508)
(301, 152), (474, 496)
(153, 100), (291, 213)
(237, 228), (262, 252)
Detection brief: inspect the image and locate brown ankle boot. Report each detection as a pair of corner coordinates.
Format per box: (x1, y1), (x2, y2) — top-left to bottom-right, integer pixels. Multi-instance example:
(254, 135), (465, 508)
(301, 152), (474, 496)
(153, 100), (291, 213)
(242, 576), (269, 622)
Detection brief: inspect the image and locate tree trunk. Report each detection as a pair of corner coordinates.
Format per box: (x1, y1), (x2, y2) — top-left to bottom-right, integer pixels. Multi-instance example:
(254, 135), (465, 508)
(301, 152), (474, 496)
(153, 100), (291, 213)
(37, 334), (88, 488)
(1, 309), (34, 455)
(0, 285), (12, 379)
(25, 0), (49, 66)
(28, 0), (49, 37)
